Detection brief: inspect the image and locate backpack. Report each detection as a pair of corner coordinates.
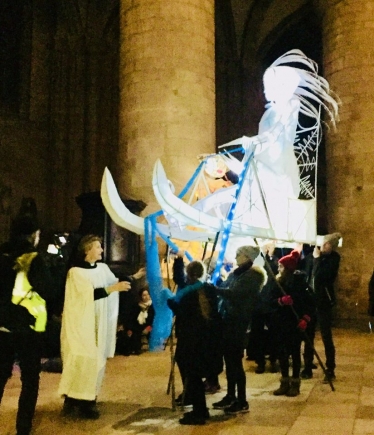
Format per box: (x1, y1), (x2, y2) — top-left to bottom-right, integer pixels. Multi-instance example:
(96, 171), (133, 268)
(11, 252), (47, 332)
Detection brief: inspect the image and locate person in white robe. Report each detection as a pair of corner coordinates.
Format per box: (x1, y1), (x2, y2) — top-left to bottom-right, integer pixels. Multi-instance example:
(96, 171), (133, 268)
(58, 234), (145, 419)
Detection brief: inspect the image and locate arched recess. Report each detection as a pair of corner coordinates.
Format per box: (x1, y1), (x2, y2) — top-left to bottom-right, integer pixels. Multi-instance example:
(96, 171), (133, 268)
(48, 0), (120, 230)
(215, 0), (243, 145)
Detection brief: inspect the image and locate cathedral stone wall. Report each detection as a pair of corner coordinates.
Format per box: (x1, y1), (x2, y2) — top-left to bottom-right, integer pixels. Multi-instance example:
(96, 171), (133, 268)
(118, 0), (216, 213)
(0, 119), (50, 242)
(319, 0), (374, 323)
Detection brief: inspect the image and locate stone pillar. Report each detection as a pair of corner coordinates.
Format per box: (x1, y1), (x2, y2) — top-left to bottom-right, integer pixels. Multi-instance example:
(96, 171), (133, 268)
(119, 0), (216, 213)
(319, 0), (374, 321)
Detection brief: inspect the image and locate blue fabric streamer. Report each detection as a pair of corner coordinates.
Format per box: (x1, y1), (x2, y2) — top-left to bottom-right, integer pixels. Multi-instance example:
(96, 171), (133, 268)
(156, 227), (193, 262)
(144, 215), (173, 351)
(211, 150), (254, 285)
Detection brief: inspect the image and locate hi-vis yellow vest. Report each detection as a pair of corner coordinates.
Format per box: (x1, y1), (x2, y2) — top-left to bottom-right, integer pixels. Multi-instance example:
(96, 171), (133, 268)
(11, 252), (47, 332)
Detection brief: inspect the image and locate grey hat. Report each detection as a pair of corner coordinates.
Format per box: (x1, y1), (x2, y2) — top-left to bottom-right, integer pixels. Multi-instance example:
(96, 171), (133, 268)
(323, 232), (342, 250)
(237, 245), (260, 262)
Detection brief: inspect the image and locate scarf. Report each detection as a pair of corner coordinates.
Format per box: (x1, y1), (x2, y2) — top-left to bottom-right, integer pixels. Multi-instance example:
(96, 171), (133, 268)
(137, 300), (152, 325)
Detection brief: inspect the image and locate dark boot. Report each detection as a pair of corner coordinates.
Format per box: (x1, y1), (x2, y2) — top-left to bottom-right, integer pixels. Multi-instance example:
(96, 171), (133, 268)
(286, 378), (300, 397)
(79, 400), (100, 419)
(273, 377), (290, 396)
(61, 396), (79, 417)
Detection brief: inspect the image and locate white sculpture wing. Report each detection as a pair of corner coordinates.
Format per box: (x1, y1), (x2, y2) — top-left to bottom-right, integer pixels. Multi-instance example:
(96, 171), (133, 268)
(101, 167), (218, 242)
(101, 167), (145, 235)
(152, 159), (224, 232)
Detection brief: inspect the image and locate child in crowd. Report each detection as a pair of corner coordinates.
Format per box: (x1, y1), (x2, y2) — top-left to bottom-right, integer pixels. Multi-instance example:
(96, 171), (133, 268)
(271, 250), (315, 397)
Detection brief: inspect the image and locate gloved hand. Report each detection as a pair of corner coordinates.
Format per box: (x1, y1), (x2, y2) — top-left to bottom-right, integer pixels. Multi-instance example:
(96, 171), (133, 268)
(278, 295), (293, 306)
(297, 315), (311, 331)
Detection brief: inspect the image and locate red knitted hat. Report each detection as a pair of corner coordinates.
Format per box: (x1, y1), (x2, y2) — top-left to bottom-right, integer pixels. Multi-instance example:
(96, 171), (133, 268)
(278, 250), (300, 272)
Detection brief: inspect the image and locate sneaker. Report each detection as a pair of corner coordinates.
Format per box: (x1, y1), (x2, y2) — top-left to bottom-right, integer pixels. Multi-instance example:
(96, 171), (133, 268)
(179, 410), (207, 425)
(225, 400), (250, 415)
(300, 369), (313, 379)
(212, 395), (235, 409)
(175, 393), (193, 407)
(175, 399), (192, 407)
(323, 371), (336, 384)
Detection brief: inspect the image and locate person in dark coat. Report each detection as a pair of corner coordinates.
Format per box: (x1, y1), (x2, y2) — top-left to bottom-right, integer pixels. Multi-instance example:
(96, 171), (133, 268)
(212, 245), (267, 415)
(270, 250), (315, 397)
(118, 287), (155, 355)
(300, 233), (341, 382)
(368, 270), (374, 318)
(247, 241), (279, 373)
(0, 215), (55, 435)
(167, 258), (222, 425)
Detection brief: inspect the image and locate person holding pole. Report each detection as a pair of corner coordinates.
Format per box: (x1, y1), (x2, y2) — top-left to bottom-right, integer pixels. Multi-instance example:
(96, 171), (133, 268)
(270, 250), (315, 396)
(166, 257), (222, 425)
(212, 245), (266, 414)
(300, 233), (341, 382)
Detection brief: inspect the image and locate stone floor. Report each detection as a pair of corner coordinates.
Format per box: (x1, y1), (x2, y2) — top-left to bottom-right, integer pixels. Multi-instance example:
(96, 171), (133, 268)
(1, 327), (374, 435)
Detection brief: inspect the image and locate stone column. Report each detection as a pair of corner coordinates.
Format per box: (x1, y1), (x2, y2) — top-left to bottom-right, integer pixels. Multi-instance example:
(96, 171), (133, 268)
(319, 0), (374, 320)
(119, 0), (216, 213)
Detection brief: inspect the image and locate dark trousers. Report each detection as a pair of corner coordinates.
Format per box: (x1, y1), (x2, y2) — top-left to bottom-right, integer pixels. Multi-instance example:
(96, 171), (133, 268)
(0, 329), (42, 435)
(185, 374), (207, 418)
(223, 344), (246, 402)
(304, 305), (335, 372)
(176, 357), (193, 402)
(277, 334), (302, 378)
(249, 311), (277, 366)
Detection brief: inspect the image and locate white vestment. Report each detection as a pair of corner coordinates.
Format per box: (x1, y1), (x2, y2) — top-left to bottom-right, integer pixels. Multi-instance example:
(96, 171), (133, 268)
(58, 263), (119, 400)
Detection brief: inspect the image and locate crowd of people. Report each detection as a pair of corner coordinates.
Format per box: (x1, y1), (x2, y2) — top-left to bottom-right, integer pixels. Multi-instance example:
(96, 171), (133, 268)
(0, 211), (343, 433)
(165, 234), (342, 425)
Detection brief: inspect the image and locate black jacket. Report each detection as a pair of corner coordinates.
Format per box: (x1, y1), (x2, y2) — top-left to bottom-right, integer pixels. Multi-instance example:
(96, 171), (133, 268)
(302, 251), (340, 307)
(217, 261), (266, 347)
(368, 270), (374, 316)
(168, 281), (223, 377)
(0, 241), (55, 331)
(270, 271), (315, 338)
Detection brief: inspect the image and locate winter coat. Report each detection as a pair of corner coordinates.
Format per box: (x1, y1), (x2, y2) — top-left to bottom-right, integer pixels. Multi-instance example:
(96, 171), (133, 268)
(0, 241), (55, 331)
(368, 270), (374, 316)
(254, 254), (279, 315)
(270, 270), (315, 342)
(217, 261), (267, 347)
(168, 281), (223, 378)
(126, 301), (155, 333)
(302, 251), (340, 307)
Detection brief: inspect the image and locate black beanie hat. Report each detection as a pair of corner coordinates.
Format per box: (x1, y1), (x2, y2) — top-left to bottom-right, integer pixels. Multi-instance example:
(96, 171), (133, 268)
(11, 215), (40, 238)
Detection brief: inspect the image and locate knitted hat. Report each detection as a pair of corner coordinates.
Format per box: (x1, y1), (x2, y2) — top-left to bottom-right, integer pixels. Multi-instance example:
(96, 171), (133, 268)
(237, 245), (260, 262)
(279, 250), (300, 273)
(323, 232), (341, 250)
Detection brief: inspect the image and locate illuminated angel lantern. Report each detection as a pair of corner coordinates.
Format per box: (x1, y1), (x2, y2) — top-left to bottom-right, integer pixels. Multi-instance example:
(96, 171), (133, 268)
(100, 49), (340, 338)
(149, 50), (339, 244)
